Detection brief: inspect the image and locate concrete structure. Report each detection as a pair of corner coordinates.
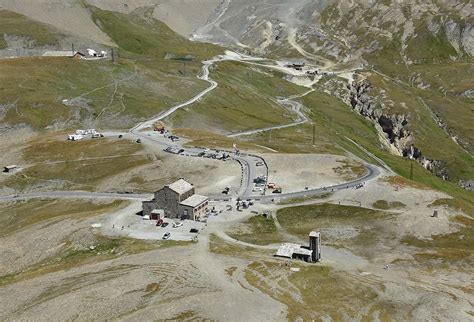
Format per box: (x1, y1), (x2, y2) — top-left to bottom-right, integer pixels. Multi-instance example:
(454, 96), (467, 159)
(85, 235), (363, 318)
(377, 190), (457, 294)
(275, 231), (321, 263)
(309, 231), (321, 262)
(67, 134), (84, 141)
(42, 51), (85, 59)
(3, 165), (19, 173)
(275, 243), (313, 261)
(142, 179), (209, 220)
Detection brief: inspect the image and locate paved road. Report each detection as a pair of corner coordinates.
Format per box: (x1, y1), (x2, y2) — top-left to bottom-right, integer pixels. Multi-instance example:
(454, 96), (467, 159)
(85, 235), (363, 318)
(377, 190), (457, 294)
(227, 90), (312, 138)
(0, 191), (151, 202)
(0, 163), (378, 203)
(253, 163), (379, 202)
(0, 51), (382, 204)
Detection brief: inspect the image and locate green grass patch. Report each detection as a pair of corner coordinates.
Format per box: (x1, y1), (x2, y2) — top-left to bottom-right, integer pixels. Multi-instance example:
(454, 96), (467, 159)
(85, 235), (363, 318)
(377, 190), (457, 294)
(245, 261), (386, 320)
(5, 135), (151, 191)
(208, 233), (255, 256)
(0, 10), (60, 49)
(332, 159), (367, 180)
(277, 192), (333, 205)
(372, 200), (406, 210)
(89, 6), (221, 60)
(1, 7), (219, 130)
(0, 199), (125, 237)
(402, 224), (473, 264)
(0, 235), (156, 286)
(228, 214), (283, 246)
(277, 203), (392, 250)
(168, 61), (306, 133)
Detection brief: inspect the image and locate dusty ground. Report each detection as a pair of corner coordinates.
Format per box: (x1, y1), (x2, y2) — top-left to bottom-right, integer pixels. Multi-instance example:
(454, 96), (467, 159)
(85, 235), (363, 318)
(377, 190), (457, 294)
(96, 133), (242, 195)
(86, 0), (221, 37)
(0, 165), (472, 320)
(0, 0), (114, 46)
(327, 173), (456, 238)
(99, 201), (206, 241)
(0, 199), (287, 321)
(264, 153), (364, 193)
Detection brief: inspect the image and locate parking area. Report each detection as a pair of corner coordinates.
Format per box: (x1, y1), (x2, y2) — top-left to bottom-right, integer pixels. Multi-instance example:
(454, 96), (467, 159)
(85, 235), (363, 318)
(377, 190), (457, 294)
(101, 203), (207, 241)
(127, 218), (206, 241)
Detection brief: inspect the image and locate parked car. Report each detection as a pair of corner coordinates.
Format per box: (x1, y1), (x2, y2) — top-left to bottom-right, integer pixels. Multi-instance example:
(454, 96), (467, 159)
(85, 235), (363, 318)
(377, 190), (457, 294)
(190, 228), (199, 233)
(267, 183), (278, 189)
(252, 186), (264, 192)
(155, 219), (164, 226)
(162, 232), (171, 240)
(118, 134), (123, 139)
(136, 139), (141, 143)
(172, 222), (183, 228)
(272, 188), (282, 194)
(256, 161), (264, 166)
(161, 222), (169, 228)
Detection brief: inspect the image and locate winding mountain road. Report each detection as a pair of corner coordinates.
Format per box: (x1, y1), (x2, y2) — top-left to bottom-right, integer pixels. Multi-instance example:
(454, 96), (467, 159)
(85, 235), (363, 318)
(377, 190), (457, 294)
(1, 50), (382, 205)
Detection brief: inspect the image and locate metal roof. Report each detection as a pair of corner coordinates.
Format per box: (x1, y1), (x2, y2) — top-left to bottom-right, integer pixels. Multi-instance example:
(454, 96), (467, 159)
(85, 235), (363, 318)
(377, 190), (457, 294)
(275, 243), (312, 258)
(42, 51), (84, 57)
(180, 194), (208, 208)
(309, 231), (320, 238)
(168, 179), (193, 195)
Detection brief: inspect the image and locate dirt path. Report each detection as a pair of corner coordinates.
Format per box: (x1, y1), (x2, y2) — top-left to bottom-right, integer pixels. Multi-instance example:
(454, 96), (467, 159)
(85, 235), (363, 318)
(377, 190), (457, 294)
(227, 89), (313, 138)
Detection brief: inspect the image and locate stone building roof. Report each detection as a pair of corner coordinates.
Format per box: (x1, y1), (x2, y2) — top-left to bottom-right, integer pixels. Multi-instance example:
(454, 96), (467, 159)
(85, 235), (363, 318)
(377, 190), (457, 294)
(168, 179), (193, 195)
(180, 194), (208, 208)
(275, 243), (312, 258)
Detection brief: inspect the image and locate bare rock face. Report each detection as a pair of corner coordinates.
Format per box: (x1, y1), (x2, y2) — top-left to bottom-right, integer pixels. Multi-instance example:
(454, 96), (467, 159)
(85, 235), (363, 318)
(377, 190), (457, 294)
(461, 23), (474, 55)
(348, 78), (450, 180)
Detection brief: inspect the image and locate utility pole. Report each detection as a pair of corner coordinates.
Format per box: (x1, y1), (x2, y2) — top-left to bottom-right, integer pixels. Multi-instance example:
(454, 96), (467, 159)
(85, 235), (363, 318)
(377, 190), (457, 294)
(183, 61), (187, 77)
(72, 43), (75, 54)
(111, 48), (115, 63)
(410, 162), (413, 180)
(312, 123), (316, 145)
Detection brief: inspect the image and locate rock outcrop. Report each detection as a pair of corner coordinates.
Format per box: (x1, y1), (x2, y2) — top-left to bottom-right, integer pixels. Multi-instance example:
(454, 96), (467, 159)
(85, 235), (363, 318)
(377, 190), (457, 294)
(347, 79), (450, 180)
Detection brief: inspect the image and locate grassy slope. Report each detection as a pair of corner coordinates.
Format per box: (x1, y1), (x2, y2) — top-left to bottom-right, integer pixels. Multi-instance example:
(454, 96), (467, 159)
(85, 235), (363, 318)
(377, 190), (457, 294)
(167, 61), (305, 133)
(368, 73), (474, 183)
(245, 261), (389, 320)
(0, 8), (219, 130)
(0, 200), (123, 237)
(227, 214), (284, 245)
(0, 10), (60, 49)
(4, 135), (151, 191)
(89, 7), (221, 60)
(276, 203), (391, 249)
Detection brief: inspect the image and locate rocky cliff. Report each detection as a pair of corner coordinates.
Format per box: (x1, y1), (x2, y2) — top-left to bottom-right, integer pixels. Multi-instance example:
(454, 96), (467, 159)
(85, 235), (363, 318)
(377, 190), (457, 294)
(348, 78), (450, 180)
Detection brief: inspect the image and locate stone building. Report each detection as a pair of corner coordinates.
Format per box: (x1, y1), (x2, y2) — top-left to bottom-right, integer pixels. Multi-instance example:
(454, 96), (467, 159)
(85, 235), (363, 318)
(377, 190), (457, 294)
(142, 178), (208, 220)
(275, 231), (321, 263)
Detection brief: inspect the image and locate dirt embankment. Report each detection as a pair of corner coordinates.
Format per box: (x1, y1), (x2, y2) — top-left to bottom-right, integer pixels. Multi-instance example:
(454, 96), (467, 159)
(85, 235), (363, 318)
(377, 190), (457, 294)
(0, 0), (114, 46)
